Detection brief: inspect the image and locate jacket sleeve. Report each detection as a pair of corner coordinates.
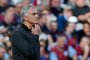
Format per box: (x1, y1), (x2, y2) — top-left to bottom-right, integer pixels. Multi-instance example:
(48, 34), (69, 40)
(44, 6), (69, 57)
(10, 31), (39, 57)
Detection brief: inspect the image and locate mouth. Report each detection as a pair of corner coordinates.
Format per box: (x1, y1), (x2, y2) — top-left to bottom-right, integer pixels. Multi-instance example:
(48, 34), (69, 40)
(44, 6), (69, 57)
(34, 20), (39, 24)
(35, 17), (39, 21)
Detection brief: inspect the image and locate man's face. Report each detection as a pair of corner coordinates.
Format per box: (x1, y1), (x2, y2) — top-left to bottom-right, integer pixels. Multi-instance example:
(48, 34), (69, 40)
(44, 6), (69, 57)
(51, 0), (60, 7)
(76, 0), (85, 7)
(0, 47), (6, 58)
(0, 0), (7, 5)
(16, 3), (23, 14)
(24, 7), (39, 24)
(22, 0), (30, 6)
(83, 24), (90, 33)
(5, 11), (14, 24)
(66, 23), (76, 33)
(50, 21), (57, 31)
(57, 37), (65, 48)
(80, 37), (89, 48)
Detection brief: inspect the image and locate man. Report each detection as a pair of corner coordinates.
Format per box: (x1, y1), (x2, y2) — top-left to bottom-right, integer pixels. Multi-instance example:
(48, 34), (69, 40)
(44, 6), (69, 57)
(0, 45), (6, 60)
(50, 0), (63, 17)
(10, 5), (41, 60)
(0, 0), (8, 14)
(73, 36), (90, 60)
(72, 0), (90, 22)
(77, 22), (90, 43)
(63, 22), (76, 44)
(0, 5), (15, 36)
(50, 35), (68, 60)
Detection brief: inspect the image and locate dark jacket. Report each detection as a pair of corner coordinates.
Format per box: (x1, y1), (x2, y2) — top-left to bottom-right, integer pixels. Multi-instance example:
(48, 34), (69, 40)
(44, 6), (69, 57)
(10, 24), (40, 60)
(72, 5), (90, 17)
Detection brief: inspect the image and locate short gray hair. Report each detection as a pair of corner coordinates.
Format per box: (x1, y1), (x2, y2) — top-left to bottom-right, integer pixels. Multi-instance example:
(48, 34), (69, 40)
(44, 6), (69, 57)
(20, 4), (35, 22)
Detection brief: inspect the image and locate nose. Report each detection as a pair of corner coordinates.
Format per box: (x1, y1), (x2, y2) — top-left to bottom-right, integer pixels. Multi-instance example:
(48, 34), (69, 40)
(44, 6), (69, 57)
(35, 14), (39, 18)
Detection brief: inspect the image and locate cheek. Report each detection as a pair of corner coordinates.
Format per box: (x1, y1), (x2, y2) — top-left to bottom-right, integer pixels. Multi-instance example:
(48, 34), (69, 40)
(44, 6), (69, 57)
(70, 26), (75, 30)
(84, 28), (90, 32)
(28, 16), (33, 20)
(31, 16), (36, 20)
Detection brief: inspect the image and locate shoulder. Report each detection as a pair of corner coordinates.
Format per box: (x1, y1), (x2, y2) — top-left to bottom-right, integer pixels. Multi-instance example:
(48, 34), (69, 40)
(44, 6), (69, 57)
(11, 25), (26, 39)
(10, 28), (26, 43)
(13, 24), (26, 34)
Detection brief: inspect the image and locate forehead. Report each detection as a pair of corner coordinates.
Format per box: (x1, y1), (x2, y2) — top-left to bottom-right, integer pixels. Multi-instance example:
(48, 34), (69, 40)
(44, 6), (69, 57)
(28, 7), (38, 13)
(58, 37), (65, 40)
(68, 23), (75, 26)
(84, 23), (90, 26)
(82, 38), (88, 42)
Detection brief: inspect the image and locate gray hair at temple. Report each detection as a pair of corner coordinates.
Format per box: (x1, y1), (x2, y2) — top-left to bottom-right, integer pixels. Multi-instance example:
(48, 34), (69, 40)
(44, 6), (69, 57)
(20, 4), (35, 22)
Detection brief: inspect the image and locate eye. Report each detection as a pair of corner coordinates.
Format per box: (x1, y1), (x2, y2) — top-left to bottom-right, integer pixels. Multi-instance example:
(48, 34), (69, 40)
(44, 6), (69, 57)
(32, 13), (39, 15)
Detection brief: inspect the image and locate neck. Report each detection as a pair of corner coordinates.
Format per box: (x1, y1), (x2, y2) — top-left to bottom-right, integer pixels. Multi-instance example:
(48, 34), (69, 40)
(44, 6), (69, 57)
(23, 21), (33, 30)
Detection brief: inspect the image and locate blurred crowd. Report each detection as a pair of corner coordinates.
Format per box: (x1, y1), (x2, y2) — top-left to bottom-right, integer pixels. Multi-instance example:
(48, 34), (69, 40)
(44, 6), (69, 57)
(0, 0), (90, 60)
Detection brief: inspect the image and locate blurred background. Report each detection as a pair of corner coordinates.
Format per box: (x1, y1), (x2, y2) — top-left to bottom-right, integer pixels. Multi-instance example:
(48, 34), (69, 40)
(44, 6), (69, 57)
(0, 0), (90, 60)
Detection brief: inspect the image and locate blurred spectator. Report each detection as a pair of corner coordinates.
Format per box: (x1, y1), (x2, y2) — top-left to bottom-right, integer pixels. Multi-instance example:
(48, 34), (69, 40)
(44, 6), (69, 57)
(0, 6), (16, 38)
(0, 5), (15, 22)
(85, 0), (90, 7)
(0, 0), (8, 14)
(0, 45), (5, 60)
(48, 21), (60, 42)
(22, 0), (31, 7)
(39, 10), (50, 34)
(68, 38), (77, 60)
(67, 0), (76, 7)
(50, 35), (68, 60)
(67, 16), (83, 31)
(7, 46), (13, 60)
(15, 2), (23, 15)
(50, 0), (63, 17)
(66, 20), (78, 59)
(39, 39), (49, 60)
(0, 45), (9, 60)
(63, 22), (76, 44)
(72, 0), (90, 22)
(57, 5), (72, 32)
(77, 22), (90, 43)
(73, 36), (90, 60)
(14, 2), (23, 24)
(63, 5), (73, 19)
(5, 5), (15, 14)
(39, 33), (49, 60)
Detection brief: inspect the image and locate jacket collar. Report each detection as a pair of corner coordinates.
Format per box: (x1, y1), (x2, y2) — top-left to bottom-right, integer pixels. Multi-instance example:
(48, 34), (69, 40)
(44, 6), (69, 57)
(21, 23), (31, 32)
